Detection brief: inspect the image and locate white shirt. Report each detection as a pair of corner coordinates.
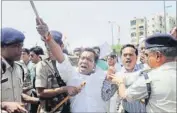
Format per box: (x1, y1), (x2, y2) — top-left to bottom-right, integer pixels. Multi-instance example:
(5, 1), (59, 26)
(56, 55), (108, 112)
(109, 64), (145, 113)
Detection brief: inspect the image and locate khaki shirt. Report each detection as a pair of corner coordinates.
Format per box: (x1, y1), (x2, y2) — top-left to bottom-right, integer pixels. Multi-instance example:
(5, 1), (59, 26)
(35, 59), (60, 112)
(0, 57), (23, 102)
(126, 61), (176, 112)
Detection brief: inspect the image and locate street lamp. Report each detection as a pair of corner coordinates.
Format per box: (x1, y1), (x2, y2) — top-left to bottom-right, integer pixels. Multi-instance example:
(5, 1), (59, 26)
(108, 21), (120, 46)
(108, 21), (114, 46)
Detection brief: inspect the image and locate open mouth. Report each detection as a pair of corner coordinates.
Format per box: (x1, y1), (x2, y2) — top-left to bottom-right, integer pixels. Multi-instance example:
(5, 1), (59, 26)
(81, 65), (87, 69)
(126, 60), (131, 64)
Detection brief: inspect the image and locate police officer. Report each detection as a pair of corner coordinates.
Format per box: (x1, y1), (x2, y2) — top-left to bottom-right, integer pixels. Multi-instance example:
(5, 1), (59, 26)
(109, 34), (177, 112)
(1, 27), (27, 113)
(0, 27), (40, 113)
(35, 30), (80, 113)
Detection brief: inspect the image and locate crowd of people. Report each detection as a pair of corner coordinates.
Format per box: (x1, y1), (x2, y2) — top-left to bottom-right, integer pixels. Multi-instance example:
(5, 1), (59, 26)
(0, 17), (177, 113)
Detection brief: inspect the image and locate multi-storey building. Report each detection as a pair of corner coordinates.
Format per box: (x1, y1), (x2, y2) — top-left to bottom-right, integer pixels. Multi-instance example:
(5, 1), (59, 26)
(146, 14), (165, 36)
(130, 17), (147, 45)
(130, 14), (176, 45)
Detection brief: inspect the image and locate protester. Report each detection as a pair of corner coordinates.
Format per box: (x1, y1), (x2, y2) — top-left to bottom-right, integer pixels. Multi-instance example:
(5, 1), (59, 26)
(107, 52), (121, 72)
(107, 44), (145, 113)
(93, 46), (108, 71)
(35, 18), (110, 112)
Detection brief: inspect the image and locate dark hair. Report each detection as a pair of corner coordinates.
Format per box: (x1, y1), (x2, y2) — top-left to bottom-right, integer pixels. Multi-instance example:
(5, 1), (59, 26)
(73, 48), (82, 52)
(22, 48), (30, 55)
(93, 46), (100, 53)
(80, 48), (98, 63)
(108, 52), (117, 59)
(30, 46), (44, 56)
(120, 44), (138, 56)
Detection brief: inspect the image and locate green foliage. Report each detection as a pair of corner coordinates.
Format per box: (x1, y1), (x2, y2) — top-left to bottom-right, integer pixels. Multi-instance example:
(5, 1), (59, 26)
(112, 44), (122, 55)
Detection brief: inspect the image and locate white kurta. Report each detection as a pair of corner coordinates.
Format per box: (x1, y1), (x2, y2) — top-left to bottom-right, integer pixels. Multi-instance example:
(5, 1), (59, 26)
(56, 56), (108, 112)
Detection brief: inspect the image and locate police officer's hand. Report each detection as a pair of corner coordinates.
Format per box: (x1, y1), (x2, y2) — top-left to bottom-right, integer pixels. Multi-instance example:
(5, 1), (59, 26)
(65, 86), (81, 96)
(2, 102), (27, 113)
(36, 18), (49, 39)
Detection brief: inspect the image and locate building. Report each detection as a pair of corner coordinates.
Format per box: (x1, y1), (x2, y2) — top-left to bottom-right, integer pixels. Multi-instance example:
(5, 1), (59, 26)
(130, 17), (147, 45)
(146, 14), (165, 36)
(130, 14), (176, 45)
(166, 15), (176, 33)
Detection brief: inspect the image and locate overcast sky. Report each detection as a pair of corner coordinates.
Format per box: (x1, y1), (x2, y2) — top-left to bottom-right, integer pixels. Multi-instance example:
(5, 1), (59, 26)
(2, 1), (176, 51)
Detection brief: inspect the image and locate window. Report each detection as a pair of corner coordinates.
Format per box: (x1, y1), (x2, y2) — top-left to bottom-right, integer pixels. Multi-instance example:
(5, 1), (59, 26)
(139, 32), (144, 36)
(152, 25), (155, 27)
(141, 19), (144, 23)
(132, 27), (136, 30)
(159, 16), (162, 21)
(131, 32), (136, 37)
(131, 20), (136, 26)
(139, 26), (144, 29)
(152, 18), (154, 20)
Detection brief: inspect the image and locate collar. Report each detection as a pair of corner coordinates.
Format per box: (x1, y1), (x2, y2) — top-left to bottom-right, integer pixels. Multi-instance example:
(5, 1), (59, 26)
(157, 61), (176, 70)
(1, 57), (11, 70)
(121, 64), (139, 73)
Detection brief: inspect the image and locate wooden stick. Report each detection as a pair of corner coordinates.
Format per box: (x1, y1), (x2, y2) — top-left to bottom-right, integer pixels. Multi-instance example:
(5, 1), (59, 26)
(29, 0), (42, 25)
(37, 104), (41, 113)
(50, 82), (86, 113)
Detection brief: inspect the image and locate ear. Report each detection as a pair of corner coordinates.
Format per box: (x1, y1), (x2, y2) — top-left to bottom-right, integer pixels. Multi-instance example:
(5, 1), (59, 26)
(156, 51), (162, 62)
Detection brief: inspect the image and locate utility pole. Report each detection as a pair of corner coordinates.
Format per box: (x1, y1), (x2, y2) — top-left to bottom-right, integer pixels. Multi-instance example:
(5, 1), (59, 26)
(164, 0), (167, 33)
(108, 21), (114, 46)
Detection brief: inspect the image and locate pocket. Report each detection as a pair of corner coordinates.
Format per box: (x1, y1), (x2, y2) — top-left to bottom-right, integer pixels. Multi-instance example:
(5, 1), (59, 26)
(1, 80), (11, 101)
(17, 77), (23, 88)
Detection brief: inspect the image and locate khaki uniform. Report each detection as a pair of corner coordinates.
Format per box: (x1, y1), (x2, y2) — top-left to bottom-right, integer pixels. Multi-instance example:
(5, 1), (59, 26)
(0, 57), (23, 112)
(126, 61), (176, 112)
(16, 60), (33, 111)
(35, 58), (62, 113)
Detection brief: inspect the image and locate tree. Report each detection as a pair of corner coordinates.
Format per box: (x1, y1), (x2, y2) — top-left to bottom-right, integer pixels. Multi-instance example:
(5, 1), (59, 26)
(112, 43), (122, 55)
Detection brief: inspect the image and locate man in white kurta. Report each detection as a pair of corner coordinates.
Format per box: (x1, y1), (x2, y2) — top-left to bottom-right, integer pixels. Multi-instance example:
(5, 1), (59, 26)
(57, 54), (108, 112)
(35, 18), (110, 112)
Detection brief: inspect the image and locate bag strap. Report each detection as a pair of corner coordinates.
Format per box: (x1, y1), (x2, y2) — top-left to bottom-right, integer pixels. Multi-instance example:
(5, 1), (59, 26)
(142, 71), (151, 106)
(44, 60), (66, 87)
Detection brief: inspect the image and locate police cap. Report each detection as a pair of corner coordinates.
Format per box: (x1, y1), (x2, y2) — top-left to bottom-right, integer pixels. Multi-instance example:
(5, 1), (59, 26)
(1, 27), (25, 46)
(145, 33), (177, 49)
(50, 30), (63, 46)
